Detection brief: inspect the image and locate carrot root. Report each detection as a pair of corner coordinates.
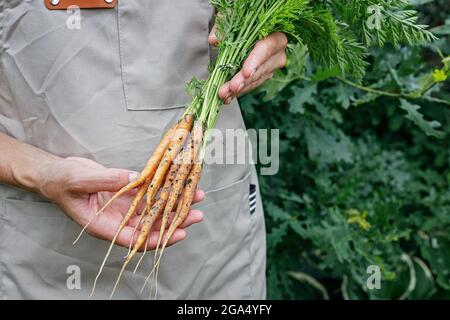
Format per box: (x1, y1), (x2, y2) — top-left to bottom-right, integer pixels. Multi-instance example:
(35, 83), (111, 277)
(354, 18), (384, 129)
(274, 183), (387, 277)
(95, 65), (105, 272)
(110, 198), (166, 299)
(133, 237), (149, 274)
(125, 212), (146, 259)
(83, 115), (206, 299)
(88, 178), (150, 298)
(145, 161), (203, 299)
(145, 114), (194, 210)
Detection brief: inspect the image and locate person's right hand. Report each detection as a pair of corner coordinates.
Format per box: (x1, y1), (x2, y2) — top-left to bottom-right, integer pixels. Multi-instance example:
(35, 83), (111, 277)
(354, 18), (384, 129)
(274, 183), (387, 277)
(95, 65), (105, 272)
(38, 157), (205, 250)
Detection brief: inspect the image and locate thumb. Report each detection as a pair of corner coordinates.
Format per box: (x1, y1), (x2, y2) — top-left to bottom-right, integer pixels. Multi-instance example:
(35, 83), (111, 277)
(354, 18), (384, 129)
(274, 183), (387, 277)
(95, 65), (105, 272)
(208, 24), (218, 46)
(69, 168), (139, 193)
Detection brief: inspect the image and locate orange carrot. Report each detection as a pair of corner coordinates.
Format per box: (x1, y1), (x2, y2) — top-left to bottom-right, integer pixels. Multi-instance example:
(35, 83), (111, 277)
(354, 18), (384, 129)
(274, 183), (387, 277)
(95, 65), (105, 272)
(154, 148), (192, 256)
(159, 163), (203, 262)
(153, 123), (203, 268)
(133, 162), (180, 274)
(145, 114), (194, 211)
(109, 160), (181, 299)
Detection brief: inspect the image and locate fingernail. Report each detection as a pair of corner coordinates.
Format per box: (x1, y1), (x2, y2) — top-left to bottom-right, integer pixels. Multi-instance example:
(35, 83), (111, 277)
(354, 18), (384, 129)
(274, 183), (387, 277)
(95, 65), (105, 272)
(128, 172), (139, 182)
(238, 82), (245, 91)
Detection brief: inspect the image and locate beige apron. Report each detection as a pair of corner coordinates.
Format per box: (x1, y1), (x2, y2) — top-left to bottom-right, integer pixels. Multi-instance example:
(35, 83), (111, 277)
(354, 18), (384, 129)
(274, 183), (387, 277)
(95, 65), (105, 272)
(0, 0), (266, 299)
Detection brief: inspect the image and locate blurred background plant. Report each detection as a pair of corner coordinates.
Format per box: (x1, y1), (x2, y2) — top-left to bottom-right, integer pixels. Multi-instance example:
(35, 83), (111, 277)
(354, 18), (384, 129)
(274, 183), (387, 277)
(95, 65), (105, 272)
(240, 0), (450, 299)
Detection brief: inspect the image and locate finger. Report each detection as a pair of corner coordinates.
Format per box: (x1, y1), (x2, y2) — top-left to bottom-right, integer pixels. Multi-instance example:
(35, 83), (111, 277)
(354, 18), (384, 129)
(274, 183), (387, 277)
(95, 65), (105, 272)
(152, 209), (204, 230)
(114, 225), (145, 249)
(110, 225), (186, 251)
(145, 229), (187, 250)
(242, 32), (288, 78)
(192, 189), (206, 204)
(225, 71), (274, 103)
(102, 209), (203, 251)
(228, 70), (247, 93)
(239, 73), (274, 96)
(245, 50), (286, 84)
(229, 43), (286, 94)
(225, 95), (235, 105)
(126, 190), (205, 229)
(178, 209), (204, 228)
(87, 215), (139, 247)
(229, 51), (285, 99)
(128, 211), (147, 229)
(208, 24), (218, 46)
(229, 71), (247, 93)
(88, 211), (185, 252)
(135, 196), (147, 215)
(69, 168), (138, 193)
(219, 81), (232, 100)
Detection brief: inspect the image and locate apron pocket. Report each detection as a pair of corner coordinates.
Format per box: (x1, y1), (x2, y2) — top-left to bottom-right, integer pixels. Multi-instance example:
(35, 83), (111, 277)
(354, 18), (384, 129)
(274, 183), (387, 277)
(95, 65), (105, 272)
(117, 0), (212, 111)
(152, 171), (256, 299)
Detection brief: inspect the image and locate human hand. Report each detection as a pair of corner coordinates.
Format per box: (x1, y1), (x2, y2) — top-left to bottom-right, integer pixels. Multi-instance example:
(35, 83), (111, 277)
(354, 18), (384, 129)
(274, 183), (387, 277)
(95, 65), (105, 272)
(38, 157), (205, 250)
(209, 25), (288, 104)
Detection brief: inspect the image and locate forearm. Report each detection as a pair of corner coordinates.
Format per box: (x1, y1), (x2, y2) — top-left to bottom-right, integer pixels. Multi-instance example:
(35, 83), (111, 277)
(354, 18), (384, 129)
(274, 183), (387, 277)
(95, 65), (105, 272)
(0, 132), (59, 194)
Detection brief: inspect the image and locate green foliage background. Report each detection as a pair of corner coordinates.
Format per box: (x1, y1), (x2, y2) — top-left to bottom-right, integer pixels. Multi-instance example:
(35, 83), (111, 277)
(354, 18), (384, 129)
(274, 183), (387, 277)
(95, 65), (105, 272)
(240, 0), (450, 299)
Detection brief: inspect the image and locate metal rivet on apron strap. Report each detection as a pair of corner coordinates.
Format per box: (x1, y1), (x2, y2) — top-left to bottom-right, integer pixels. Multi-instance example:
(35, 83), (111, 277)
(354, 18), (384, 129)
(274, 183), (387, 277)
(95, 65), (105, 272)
(249, 184), (257, 215)
(50, 0), (60, 5)
(105, 0), (113, 3)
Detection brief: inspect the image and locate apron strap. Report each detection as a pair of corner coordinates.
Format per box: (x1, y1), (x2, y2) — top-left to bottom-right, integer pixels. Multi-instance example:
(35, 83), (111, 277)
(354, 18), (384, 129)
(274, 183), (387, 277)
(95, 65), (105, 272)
(44, 0), (117, 10)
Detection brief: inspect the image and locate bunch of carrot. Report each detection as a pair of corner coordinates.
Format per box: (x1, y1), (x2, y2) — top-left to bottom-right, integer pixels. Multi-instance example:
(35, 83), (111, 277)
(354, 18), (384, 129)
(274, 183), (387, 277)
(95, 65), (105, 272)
(74, 104), (206, 298)
(74, 0), (407, 298)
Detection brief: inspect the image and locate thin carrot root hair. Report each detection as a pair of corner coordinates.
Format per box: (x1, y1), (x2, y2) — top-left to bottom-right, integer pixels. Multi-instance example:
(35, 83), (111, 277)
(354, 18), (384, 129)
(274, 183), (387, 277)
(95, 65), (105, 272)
(152, 261), (162, 300)
(88, 177), (151, 299)
(148, 158), (192, 297)
(146, 162), (204, 298)
(125, 210), (146, 259)
(109, 198), (166, 299)
(133, 236), (149, 274)
(73, 124), (177, 245)
(109, 153), (182, 299)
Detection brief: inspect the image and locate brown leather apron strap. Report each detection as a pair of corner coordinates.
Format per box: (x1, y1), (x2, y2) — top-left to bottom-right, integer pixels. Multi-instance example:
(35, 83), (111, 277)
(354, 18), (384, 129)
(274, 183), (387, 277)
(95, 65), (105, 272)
(44, 0), (117, 10)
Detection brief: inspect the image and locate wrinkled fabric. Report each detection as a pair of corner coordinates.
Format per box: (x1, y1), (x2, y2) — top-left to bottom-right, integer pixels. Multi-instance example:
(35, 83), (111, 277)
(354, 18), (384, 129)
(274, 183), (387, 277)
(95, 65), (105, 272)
(0, 0), (266, 299)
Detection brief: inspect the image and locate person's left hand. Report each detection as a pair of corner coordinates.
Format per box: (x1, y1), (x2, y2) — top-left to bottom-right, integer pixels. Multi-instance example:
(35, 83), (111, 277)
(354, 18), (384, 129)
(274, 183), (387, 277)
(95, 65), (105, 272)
(209, 25), (288, 105)
(39, 156), (205, 251)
